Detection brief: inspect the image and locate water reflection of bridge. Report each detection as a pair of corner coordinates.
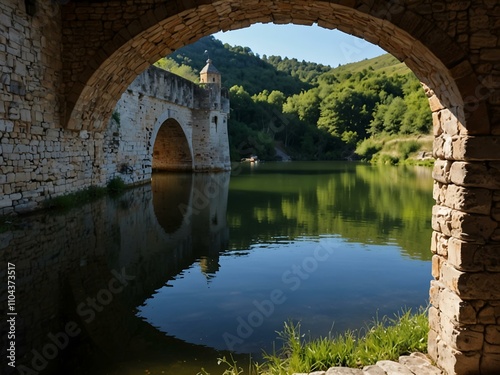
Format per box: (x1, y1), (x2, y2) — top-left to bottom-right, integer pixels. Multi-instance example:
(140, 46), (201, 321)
(0, 172), (234, 374)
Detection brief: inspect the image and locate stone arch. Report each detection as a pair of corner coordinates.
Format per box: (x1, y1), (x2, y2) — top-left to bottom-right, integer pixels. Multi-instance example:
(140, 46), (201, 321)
(152, 117), (193, 172)
(62, 0), (486, 134)
(58, 1), (500, 374)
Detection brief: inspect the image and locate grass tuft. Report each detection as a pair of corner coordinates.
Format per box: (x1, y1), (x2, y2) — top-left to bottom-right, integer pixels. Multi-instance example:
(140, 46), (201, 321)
(257, 307), (429, 374)
(201, 307), (429, 374)
(107, 176), (126, 195)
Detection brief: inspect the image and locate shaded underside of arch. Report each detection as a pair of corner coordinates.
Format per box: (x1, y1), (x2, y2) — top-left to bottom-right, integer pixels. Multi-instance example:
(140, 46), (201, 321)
(153, 118), (193, 171)
(62, 0), (486, 134)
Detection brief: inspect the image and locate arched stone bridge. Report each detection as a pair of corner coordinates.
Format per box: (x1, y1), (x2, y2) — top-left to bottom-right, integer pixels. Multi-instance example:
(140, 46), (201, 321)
(1, 1), (500, 374)
(104, 64), (230, 186)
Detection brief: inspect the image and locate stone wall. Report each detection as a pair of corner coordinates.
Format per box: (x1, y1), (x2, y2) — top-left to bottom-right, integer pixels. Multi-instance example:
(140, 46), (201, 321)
(429, 157), (500, 373)
(0, 0), (103, 214)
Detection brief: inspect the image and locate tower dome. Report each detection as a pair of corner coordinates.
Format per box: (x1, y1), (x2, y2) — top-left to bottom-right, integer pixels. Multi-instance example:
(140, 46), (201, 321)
(200, 59), (221, 88)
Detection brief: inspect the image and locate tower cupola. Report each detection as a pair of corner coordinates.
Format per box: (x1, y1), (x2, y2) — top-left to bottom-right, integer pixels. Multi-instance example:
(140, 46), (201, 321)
(200, 59), (221, 88)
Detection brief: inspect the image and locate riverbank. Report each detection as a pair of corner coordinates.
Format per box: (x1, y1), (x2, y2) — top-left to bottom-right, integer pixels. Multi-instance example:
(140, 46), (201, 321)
(205, 308), (433, 375)
(356, 135), (434, 166)
(290, 352), (442, 375)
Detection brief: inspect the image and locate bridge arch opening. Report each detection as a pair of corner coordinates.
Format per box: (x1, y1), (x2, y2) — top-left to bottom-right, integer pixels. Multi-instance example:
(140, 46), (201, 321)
(60, 1), (496, 373)
(152, 118), (193, 172)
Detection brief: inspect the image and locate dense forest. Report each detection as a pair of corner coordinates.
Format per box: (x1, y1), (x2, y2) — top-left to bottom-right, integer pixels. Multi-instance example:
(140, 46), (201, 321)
(157, 36), (432, 163)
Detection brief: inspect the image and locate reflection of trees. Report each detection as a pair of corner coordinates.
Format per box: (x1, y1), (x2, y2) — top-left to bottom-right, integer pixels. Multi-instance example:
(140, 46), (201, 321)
(227, 163), (433, 260)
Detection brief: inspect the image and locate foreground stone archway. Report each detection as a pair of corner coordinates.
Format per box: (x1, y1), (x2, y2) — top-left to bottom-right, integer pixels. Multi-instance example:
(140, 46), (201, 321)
(59, 2), (498, 371)
(1, 1), (500, 373)
(62, 1), (480, 134)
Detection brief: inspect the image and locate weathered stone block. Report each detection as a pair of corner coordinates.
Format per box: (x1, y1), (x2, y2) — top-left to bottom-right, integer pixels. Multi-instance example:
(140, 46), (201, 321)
(470, 32), (498, 49)
(433, 112), (443, 137)
(433, 136), (445, 159)
(0, 198), (13, 209)
(457, 271), (500, 300)
(451, 210), (497, 242)
(450, 161), (500, 189)
(429, 305), (441, 332)
(433, 159), (453, 184)
(438, 287), (477, 324)
(484, 342), (500, 354)
(447, 237), (483, 272)
(485, 325), (500, 345)
(443, 184), (492, 214)
(441, 108), (461, 136)
(432, 205), (453, 236)
(480, 48), (500, 61)
(453, 136), (500, 161)
(440, 313), (484, 351)
(437, 340), (481, 375)
(429, 94), (445, 112)
(478, 306), (497, 325)
(431, 231), (449, 257)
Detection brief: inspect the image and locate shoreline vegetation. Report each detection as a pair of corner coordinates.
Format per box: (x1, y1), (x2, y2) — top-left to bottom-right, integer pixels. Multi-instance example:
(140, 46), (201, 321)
(356, 134), (434, 166)
(201, 307), (429, 375)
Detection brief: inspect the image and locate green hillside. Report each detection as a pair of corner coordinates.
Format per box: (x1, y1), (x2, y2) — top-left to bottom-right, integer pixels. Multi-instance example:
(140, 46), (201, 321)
(330, 54), (410, 77)
(165, 36), (311, 96)
(158, 36), (431, 163)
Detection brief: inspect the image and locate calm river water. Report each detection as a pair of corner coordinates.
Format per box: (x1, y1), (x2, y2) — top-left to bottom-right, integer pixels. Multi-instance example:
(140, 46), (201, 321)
(1, 162), (433, 375)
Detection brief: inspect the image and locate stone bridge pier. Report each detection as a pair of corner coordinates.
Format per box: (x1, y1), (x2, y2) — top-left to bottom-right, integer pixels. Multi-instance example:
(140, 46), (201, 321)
(1, 0), (500, 373)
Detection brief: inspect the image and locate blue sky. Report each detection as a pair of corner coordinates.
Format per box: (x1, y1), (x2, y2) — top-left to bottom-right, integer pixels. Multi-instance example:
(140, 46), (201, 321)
(213, 23), (386, 67)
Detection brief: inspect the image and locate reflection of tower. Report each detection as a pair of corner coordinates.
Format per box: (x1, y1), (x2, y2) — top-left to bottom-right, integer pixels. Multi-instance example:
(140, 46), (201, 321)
(199, 256), (220, 281)
(151, 171), (230, 281)
(190, 173), (230, 281)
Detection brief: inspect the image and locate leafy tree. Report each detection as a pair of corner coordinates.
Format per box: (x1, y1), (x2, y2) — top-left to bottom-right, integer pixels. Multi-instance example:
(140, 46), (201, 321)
(229, 85), (254, 124)
(283, 90), (320, 125)
(380, 96), (407, 134)
(267, 90), (286, 108)
(318, 89), (377, 142)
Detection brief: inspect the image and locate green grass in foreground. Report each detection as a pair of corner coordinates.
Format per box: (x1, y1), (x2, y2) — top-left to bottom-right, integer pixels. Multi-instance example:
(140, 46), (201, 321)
(202, 307), (429, 375)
